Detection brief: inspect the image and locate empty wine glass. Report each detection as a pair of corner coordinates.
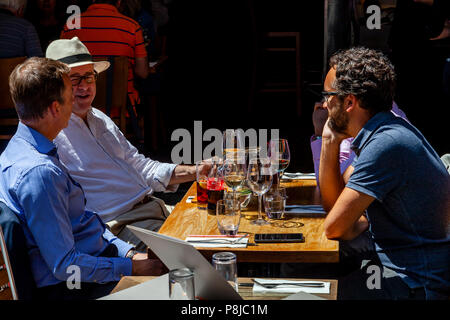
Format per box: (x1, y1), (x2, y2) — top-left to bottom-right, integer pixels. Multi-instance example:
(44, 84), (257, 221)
(247, 155), (273, 225)
(268, 139), (290, 181)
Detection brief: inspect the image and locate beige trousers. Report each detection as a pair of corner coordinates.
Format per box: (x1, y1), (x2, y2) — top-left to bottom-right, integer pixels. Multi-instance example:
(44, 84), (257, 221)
(106, 196), (173, 252)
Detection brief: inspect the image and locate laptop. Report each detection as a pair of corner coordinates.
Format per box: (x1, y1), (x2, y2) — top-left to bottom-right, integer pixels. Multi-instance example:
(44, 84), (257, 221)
(127, 225), (243, 300)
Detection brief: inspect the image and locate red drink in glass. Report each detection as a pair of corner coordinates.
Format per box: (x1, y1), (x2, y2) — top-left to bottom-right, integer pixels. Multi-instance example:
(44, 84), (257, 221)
(197, 180), (208, 209)
(207, 177), (224, 215)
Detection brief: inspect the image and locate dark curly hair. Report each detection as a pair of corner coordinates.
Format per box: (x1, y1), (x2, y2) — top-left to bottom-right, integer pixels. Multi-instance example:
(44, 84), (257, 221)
(329, 47), (396, 115)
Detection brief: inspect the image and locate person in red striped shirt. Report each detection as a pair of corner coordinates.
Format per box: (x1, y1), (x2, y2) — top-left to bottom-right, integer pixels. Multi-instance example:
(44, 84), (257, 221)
(60, 0), (150, 121)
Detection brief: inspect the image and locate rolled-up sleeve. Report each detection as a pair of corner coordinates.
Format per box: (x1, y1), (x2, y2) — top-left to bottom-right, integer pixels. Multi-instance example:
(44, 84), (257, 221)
(151, 162), (178, 192)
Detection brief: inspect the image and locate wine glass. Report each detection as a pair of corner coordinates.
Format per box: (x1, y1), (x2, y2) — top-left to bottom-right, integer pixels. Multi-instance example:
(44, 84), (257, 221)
(268, 139), (290, 181)
(222, 129), (244, 158)
(247, 155), (273, 225)
(223, 156), (246, 200)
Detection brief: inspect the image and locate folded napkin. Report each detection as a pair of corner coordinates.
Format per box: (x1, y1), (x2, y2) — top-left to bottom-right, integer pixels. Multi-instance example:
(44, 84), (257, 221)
(284, 204), (326, 215)
(185, 235), (248, 248)
(252, 278), (330, 294)
(282, 172), (316, 180)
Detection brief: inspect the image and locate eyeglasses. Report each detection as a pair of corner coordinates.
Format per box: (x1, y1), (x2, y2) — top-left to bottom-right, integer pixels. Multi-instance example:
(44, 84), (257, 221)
(70, 72), (98, 86)
(321, 91), (339, 103)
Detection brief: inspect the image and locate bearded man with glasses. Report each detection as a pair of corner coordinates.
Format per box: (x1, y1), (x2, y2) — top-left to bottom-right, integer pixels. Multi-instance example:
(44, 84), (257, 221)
(318, 47), (449, 300)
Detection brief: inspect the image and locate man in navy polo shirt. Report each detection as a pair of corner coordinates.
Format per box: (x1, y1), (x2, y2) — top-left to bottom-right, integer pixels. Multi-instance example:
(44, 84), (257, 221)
(319, 47), (449, 299)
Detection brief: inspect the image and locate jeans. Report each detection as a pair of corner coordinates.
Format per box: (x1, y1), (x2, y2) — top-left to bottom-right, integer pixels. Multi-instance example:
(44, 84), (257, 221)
(338, 256), (447, 300)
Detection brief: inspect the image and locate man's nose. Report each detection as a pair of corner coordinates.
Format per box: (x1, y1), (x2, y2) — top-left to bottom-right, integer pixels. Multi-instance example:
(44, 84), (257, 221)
(77, 79), (89, 88)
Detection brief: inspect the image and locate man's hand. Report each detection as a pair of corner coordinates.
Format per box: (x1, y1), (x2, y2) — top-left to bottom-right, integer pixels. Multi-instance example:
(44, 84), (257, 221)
(312, 102), (328, 136)
(322, 118), (350, 145)
(197, 159), (212, 177)
(132, 252), (149, 261)
(318, 118), (349, 212)
(131, 258), (169, 276)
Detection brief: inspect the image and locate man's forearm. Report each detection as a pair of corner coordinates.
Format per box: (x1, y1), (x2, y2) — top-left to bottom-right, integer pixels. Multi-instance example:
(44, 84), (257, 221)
(338, 215), (369, 241)
(168, 165), (196, 185)
(319, 138), (345, 212)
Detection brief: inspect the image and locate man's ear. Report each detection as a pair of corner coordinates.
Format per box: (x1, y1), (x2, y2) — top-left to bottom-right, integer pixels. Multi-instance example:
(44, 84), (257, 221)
(47, 101), (60, 118)
(344, 95), (357, 112)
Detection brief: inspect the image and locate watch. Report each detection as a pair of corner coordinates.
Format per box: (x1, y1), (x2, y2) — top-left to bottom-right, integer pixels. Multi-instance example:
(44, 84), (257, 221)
(126, 248), (138, 259)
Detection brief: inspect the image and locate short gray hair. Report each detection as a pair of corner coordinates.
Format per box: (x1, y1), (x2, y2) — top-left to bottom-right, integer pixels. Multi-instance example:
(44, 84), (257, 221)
(0, 0), (27, 11)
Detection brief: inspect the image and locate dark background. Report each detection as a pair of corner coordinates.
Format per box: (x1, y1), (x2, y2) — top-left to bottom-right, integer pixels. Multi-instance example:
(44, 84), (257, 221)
(147, 0), (449, 172)
(2, 0), (449, 173)
(152, 0), (326, 172)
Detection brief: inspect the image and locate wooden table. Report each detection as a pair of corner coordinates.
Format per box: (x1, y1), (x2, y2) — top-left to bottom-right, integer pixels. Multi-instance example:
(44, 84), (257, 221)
(157, 179), (339, 264)
(111, 276), (338, 300)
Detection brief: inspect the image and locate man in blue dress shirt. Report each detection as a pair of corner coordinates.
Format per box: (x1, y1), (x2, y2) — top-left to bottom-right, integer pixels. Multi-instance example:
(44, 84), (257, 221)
(0, 57), (166, 299)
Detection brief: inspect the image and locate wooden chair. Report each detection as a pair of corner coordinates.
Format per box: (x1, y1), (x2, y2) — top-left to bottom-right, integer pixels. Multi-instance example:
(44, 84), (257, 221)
(92, 56), (130, 135)
(259, 32), (302, 117)
(0, 226), (17, 300)
(0, 57), (26, 146)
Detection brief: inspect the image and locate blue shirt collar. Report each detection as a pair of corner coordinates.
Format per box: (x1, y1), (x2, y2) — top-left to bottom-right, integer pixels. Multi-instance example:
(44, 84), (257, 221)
(351, 111), (396, 155)
(15, 122), (58, 156)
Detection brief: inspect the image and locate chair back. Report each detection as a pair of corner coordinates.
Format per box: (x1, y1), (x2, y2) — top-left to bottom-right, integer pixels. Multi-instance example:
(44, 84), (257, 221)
(0, 202), (36, 300)
(0, 57), (26, 147)
(0, 57), (26, 111)
(92, 56), (129, 133)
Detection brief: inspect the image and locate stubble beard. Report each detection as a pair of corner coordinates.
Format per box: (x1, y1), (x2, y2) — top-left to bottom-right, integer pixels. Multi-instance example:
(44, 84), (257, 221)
(328, 99), (349, 134)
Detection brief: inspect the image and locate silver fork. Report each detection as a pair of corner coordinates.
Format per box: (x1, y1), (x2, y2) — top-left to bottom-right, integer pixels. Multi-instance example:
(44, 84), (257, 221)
(252, 279), (325, 288)
(187, 233), (249, 244)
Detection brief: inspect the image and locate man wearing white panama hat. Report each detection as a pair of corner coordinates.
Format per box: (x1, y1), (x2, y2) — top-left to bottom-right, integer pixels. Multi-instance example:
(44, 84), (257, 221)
(46, 37), (209, 253)
(0, 57), (167, 300)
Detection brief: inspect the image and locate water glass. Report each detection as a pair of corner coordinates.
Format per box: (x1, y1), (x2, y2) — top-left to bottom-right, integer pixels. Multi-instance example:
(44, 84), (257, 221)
(212, 252), (238, 292)
(169, 268), (195, 300)
(223, 183), (252, 208)
(264, 187), (286, 219)
(216, 199), (241, 235)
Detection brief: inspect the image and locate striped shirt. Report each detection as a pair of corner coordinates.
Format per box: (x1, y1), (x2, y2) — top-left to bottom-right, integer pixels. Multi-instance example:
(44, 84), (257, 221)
(61, 4), (147, 110)
(0, 9), (43, 58)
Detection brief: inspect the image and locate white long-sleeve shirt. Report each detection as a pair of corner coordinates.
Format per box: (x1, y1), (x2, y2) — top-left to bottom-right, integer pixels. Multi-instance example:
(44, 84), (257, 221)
(54, 107), (178, 222)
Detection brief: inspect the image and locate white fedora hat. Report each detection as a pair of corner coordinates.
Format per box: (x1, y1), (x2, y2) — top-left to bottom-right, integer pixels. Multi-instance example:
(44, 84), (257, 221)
(46, 37), (110, 73)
